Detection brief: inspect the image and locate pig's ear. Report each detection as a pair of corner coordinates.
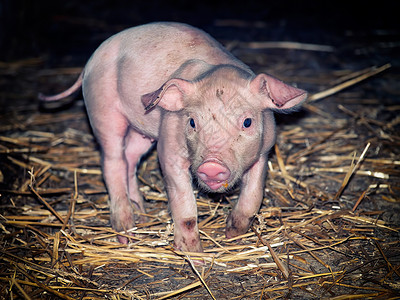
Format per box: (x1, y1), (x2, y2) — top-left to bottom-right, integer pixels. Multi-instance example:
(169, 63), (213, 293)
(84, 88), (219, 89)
(141, 79), (194, 112)
(250, 74), (307, 110)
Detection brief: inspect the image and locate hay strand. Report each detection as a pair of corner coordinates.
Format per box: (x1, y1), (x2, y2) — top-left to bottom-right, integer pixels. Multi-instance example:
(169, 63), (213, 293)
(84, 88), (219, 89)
(308, 63), (391, 102)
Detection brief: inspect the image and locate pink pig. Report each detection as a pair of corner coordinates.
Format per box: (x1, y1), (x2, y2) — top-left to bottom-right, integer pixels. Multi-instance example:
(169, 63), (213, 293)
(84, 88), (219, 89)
(40, 22), (307, 252)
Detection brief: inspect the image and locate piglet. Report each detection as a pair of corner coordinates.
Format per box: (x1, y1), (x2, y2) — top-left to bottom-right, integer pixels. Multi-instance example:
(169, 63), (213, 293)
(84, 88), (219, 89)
(39, 22), (307, 252)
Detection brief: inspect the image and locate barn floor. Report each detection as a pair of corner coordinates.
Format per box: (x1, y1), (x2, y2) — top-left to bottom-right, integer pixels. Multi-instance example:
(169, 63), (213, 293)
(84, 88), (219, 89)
(0, 2), (399, 299)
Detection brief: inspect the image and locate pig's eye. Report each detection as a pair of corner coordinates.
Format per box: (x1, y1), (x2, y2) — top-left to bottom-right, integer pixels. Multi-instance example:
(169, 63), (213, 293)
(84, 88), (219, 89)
(189, 118), (196, 128)
(243, 118), (252, 128)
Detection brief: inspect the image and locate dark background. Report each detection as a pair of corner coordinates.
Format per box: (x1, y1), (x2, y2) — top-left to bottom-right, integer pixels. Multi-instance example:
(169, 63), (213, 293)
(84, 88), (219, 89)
(1, 0), (399, 63)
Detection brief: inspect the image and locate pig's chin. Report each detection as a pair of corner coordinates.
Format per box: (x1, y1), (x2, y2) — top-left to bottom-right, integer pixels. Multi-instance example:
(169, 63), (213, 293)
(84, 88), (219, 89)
(196, 174), (240, 193)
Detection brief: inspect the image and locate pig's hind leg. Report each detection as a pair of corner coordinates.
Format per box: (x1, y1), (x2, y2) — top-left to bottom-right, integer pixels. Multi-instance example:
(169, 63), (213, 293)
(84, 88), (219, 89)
(124, 128), (154, 223)
(91, 112), (150, 244)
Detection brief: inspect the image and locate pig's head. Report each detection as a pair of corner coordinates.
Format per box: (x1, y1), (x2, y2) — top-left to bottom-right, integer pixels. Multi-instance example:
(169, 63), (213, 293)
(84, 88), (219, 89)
(142, 66), (306, 192)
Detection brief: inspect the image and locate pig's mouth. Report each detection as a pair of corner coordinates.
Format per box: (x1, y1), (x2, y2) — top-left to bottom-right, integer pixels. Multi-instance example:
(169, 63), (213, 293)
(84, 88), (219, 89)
(196, 159), (235, 192)
(202, 179), (229, 191)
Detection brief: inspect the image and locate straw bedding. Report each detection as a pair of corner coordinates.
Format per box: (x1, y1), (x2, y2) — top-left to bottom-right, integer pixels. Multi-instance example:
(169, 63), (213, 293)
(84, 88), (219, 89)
(0, 25), (399, 299)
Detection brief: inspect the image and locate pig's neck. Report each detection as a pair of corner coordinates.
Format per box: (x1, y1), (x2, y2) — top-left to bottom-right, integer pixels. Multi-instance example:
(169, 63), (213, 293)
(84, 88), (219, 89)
(170, 59), (212, 81)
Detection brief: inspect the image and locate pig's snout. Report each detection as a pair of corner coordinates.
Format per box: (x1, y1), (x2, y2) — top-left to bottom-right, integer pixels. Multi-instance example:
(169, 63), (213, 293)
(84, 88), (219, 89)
(197, 160), (230, 190)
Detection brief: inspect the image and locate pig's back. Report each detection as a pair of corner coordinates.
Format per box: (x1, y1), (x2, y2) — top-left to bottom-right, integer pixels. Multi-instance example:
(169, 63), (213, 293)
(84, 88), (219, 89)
(86, 22), (248, 85)
(119, 22), (241, 69)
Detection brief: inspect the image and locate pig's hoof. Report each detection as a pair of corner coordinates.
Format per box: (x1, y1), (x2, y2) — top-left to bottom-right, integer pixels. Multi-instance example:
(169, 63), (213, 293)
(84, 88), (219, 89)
(117, 234), (131, 244)
(174, 224), (204, 253)
(174, 240), (205, 265)
(225, 211), (255, 239)
(174, 240), (204, 253)
(172, 218), (204, 253)
(111, 208), (136, 244)
(174, 236), (204, 252)
(111, 199), (149, 244)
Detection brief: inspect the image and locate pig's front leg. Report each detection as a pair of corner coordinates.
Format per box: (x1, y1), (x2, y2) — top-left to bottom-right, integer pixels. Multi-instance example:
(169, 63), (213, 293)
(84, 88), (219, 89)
(157, 121), (203, 253)
(158, 146), (203, 252)
(226, 154), (268, 238)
